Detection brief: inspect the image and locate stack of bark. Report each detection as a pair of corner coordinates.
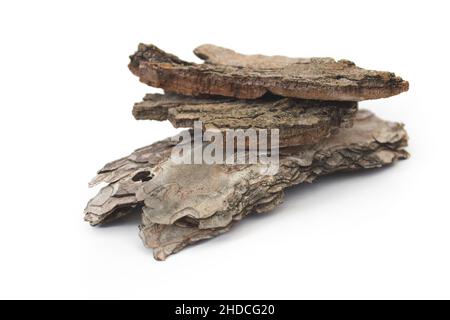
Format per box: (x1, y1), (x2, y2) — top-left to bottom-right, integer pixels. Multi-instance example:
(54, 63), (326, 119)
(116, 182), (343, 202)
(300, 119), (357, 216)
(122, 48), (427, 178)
(84, 44), (409, 260)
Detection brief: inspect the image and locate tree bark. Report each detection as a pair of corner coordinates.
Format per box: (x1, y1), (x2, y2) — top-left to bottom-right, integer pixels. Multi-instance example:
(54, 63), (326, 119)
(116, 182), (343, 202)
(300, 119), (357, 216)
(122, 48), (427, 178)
(129, 44), (408, 101)
(133, 93), (358, 147)
(84, 110), (409, 260)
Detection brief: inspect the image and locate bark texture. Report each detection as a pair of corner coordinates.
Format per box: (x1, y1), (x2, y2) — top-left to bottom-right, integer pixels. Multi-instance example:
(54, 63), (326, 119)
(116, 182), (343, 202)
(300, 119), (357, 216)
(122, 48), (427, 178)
(133, 93), (358, 147)
(84, 138), (178, 226)
(84, 110), (409, 260)
(129, 44), (409, 101)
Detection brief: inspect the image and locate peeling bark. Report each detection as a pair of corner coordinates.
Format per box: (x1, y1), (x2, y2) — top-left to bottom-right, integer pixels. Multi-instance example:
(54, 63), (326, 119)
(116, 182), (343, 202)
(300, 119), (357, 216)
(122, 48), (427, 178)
(84, 111), (409, 260)
(133, 93), (358, 147)
(194, 44), (324, 69)
(129, 44), (408, 101)
(84, 138), (178, 226)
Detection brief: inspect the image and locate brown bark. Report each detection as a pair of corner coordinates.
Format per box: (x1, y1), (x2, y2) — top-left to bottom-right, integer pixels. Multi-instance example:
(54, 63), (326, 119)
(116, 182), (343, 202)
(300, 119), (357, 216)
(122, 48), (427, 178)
(129, 44), (408, 101)
(84, 110), (409, 260)
(84, 138), (178, 226)
(133, 93), (357, 147)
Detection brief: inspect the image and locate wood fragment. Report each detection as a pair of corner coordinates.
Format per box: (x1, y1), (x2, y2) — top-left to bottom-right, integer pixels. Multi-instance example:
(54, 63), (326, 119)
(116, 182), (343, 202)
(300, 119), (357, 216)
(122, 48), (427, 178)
(84, 110), (409, 259)
(84, 138), (177, 225)
(129, 44), (409, 101)
(133, 93), (358, 147)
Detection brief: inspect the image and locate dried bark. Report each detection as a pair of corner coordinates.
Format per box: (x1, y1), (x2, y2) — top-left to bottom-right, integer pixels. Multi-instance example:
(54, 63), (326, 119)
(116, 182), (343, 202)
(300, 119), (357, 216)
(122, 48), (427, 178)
(194, 44), (322, 69)
(129, 44), (409, 101)
(84, 110), (409, 260)
(133, 93), (358, 147)
(84, 138), (178, 226)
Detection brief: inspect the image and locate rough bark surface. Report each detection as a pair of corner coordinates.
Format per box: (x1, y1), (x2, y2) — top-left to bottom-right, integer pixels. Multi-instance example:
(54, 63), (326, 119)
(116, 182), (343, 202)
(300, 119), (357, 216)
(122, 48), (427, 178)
(194, 44), (322, 69)
(133, 93), (358, 147)
(84, 110), (409, 260)
(84, 138), (178, 226)
(129, 44), (409, 101)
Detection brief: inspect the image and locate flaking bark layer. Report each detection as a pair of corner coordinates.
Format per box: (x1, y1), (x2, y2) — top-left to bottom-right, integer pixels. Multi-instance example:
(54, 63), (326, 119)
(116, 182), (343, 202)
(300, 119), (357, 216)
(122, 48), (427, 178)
(84, 110), (409, 260)
(129, 44), (409, 101)
(133, 93), (358, 147)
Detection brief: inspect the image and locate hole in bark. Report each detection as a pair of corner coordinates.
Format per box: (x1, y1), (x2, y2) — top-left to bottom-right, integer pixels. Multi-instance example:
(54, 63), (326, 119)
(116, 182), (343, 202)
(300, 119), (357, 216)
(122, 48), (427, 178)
(175, 216), (200, 228)
(259, 91), (285, 101)
(132, 171), (152, 182)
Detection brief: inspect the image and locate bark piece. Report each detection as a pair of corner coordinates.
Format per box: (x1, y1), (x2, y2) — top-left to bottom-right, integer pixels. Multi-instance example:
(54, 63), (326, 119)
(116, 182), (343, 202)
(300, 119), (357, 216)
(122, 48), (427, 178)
(84, 110), (409, 260)
(137, 110), (409, 260)
(129, 44), (408, 101)
(84, 138), (178, 225)
(133, 93), (358, 147)
(194, 44), (321, 69)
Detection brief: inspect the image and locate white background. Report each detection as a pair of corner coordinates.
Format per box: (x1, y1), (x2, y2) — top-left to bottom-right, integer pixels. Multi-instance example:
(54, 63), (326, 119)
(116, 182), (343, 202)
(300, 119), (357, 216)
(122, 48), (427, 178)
(0, 0), (449, 299)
